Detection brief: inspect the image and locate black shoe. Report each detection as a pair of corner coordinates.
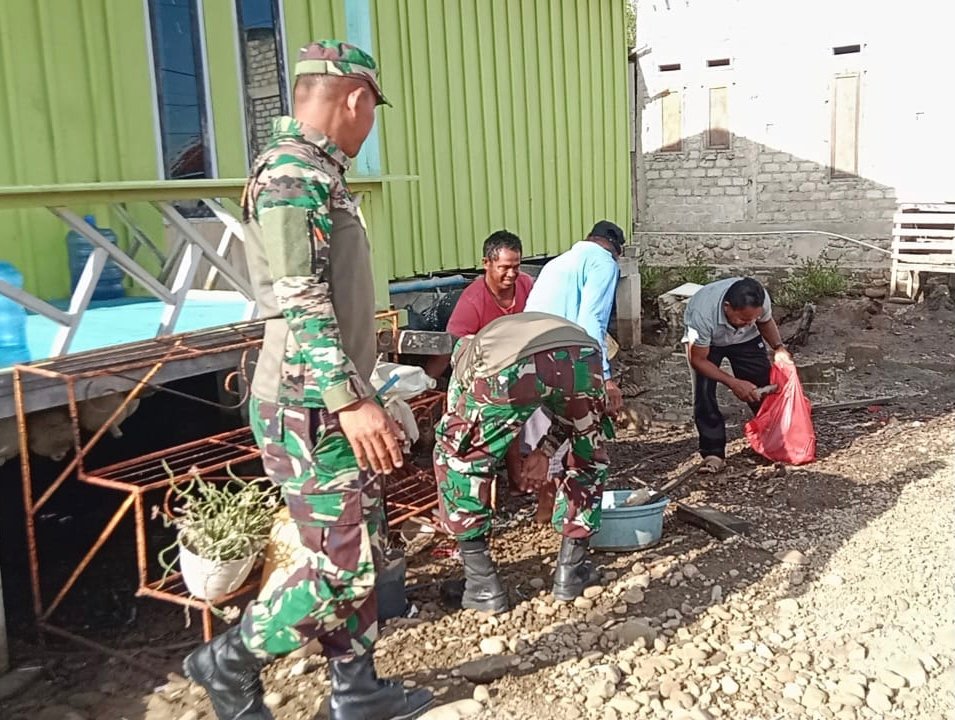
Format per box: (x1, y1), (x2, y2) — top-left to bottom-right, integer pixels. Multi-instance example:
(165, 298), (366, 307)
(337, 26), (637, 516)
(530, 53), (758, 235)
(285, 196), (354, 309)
(552, 536), (600, 602)
(183, 626), (274, 720)
(328, 652), (434, 720)
(459, 537), (508, 614)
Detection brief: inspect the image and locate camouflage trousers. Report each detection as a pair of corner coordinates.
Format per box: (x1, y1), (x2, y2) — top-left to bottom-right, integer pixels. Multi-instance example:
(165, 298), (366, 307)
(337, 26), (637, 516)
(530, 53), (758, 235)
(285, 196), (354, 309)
(240, 396), (383, 661)
(434, 346), (611, 541)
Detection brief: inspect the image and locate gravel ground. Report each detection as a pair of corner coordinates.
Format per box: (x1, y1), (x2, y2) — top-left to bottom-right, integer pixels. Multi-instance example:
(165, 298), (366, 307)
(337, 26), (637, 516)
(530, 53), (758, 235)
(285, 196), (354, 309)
(1, 301), (953, 720)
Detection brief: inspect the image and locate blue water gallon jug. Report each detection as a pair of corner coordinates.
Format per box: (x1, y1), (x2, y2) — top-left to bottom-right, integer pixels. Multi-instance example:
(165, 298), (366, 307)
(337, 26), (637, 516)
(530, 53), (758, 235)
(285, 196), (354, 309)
(0, 262), (31, 367)
(66, 214), (126, 300)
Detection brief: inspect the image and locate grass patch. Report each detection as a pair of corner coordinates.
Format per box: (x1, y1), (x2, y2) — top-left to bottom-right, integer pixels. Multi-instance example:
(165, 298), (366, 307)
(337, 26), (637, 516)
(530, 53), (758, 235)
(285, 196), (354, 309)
(674, 251), (714, 286)
(776, 259), (847, 310)
(640, 264), (672, 298)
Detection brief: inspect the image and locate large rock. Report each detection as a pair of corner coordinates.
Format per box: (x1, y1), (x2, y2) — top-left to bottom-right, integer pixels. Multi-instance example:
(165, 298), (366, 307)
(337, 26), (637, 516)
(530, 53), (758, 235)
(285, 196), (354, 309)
(0, 666), (44, 702)
(457, 654), (520, 683)
(609, 618), (657, 647)
(889, 657), (928, 687)
(844, 343), (883, 366)
(657, 283), (704, 344)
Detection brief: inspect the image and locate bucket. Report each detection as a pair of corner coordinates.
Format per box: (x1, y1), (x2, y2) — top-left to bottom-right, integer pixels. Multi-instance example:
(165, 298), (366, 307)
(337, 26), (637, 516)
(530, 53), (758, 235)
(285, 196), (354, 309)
(590, 490), (669, 551)
(179, 541), (258, 600)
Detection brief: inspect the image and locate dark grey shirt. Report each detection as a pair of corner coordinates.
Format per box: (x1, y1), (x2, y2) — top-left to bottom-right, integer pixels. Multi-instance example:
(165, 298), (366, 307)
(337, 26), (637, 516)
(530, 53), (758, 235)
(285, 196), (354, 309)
(682, 278), (772, 347)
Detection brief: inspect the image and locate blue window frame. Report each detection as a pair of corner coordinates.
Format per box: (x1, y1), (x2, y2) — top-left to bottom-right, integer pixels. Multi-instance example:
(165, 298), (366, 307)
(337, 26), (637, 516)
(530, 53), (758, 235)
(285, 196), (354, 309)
(236, 0), (289, 159)
(147, 0), (212, 179)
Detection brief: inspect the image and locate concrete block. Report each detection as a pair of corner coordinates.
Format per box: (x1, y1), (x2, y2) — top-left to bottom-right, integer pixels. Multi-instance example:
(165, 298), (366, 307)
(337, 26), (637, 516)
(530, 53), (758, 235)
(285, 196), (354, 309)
(798, 182), (816, 192)
(725, 187), (743, 195)
(706, 168), (722, 177)
(763, 162), (781, 172)
(844, 343), (883, 366)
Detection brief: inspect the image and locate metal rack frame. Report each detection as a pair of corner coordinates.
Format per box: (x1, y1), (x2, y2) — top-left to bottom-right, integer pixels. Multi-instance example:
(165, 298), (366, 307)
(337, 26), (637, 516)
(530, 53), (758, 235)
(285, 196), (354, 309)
(13, 310), (444, 656)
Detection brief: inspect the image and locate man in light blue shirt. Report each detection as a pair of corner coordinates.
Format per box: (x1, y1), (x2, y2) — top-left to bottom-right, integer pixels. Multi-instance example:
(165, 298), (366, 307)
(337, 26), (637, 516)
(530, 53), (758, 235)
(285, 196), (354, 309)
(520, 220), (624, 526)
(524, 220), (624, 410)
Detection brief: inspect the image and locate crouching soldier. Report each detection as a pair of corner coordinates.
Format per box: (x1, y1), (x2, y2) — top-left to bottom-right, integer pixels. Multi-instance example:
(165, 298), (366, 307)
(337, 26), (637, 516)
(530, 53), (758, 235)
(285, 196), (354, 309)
(434, 312), (614, 612)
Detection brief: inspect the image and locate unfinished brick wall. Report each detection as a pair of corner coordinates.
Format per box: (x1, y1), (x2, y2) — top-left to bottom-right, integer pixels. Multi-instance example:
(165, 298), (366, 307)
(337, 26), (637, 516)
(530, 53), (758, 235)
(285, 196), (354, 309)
(639, 133), (896, 269)
(629, 0), (949, 275)
(242, 29), (285, 157)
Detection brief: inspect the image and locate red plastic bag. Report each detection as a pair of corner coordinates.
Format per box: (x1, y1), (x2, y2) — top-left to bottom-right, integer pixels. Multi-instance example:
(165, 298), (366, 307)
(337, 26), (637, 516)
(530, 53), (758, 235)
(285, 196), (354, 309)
(744, 362), (816, 465)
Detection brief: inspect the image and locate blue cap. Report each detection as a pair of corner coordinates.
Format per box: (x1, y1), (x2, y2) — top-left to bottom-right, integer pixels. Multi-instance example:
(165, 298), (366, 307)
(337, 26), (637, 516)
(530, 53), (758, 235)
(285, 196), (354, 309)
(84, 214), (96, 226)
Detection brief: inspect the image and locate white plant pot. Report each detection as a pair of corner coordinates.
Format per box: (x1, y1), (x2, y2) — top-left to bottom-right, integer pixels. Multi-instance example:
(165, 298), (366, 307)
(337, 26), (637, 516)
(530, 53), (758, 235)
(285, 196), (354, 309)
(179, 541), (258, 600)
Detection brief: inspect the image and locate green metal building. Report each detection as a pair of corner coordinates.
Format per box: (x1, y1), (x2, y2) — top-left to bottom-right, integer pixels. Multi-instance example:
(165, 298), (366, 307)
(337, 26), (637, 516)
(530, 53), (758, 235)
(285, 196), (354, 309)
(0, 0), (631, 301)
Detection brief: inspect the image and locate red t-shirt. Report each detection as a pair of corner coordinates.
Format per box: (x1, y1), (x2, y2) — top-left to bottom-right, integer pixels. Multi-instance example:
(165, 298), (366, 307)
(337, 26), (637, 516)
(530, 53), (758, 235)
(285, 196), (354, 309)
(446, 273), (534, 339)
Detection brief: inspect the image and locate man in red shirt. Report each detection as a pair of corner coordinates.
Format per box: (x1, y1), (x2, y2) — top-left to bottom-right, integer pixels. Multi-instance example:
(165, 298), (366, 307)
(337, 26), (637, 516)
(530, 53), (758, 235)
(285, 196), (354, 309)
(426, 230), (534, 493)
(426, 230), (533, 379)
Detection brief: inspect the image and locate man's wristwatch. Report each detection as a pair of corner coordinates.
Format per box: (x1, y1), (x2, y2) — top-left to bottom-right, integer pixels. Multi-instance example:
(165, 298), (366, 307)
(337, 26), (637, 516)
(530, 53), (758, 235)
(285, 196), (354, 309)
(538, 434), (561, 458)
(771, 342), (787, 351)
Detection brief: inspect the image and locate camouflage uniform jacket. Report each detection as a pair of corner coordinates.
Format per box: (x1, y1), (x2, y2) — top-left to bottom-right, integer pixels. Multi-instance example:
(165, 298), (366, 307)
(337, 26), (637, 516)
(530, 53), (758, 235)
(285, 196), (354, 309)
(242, 116), (376, 412)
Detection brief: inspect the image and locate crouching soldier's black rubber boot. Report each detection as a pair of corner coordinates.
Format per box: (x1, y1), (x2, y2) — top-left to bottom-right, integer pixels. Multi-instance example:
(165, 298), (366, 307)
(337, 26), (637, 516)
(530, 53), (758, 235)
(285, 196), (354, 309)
(183, 625), (274, 720)
(328, 651), (434, 720)
(459, 536), (508, 613)
(552, 535), (600, 601)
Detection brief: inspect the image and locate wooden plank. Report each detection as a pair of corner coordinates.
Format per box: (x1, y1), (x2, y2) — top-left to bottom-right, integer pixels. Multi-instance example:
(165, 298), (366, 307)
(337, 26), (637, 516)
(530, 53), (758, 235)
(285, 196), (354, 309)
(898, 203), (955, 212)
(0, 348), (251, 420)
(892, 228), (955, 239)
(892, 262), (955, 272)
(891, 240), (955, 251)
(892, 252), (955, 262)
(894, 212), (955, 224)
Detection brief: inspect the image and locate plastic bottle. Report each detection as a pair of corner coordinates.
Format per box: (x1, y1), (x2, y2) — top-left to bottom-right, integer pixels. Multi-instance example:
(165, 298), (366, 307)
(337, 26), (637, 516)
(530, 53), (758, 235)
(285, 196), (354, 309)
(0, 262), (31, 367)
(66, 214), (126, 300)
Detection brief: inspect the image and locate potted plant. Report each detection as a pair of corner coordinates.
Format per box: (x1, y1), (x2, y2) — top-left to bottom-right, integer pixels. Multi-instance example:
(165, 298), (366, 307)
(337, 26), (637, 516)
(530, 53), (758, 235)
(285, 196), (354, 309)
(159, 467), (279, 601)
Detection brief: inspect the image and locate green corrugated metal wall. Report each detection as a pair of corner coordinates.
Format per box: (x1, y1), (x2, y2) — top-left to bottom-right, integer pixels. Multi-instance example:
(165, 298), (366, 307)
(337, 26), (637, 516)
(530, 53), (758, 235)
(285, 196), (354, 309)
(282, 0), (631, 280)
(371, 0), (631, 278)
(0, 0), (249, 299)
(0, 0), (156, 299)
(0, 0), (630, 300)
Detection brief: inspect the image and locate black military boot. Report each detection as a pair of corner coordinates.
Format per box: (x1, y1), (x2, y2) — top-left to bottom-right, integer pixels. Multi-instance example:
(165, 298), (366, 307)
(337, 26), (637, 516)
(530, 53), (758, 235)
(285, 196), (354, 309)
(328, 651), (434, 720)
(183, 626), (274, 720)
(460, 537), (508, 613)
(552, 536), (600, 602)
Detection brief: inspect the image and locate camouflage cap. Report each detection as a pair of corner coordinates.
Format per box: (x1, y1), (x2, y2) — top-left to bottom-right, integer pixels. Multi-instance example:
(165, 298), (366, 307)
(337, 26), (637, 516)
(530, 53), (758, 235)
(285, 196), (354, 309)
(295, 40), (390, 106)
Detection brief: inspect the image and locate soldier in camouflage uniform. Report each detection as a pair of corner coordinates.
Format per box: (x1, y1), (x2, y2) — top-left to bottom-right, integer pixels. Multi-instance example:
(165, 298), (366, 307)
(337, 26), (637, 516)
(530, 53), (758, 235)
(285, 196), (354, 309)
(183, 41), (433, 720)
(434, 312), (614, 612)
